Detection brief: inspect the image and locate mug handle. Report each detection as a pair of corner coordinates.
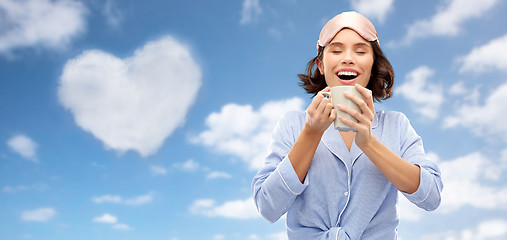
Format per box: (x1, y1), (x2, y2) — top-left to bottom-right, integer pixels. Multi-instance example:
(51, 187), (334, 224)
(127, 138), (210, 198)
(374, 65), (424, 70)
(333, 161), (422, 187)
(321, 92), (331, 98)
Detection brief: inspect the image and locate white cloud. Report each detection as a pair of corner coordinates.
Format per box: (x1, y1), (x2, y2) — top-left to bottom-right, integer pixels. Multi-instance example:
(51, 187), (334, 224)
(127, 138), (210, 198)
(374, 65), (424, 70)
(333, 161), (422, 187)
(248, 233), (287, 240)
(397, 66), (443, 119)
(443, 82), (507, 142)
(399, 151), (507, 221)
(268, 232), (288, 240)
(7, 134), (38, 162)
(268, 28), (282, 39)
(240, 0), (262, 25)
(458, 33), (507, 73)
(248, 234), (260, 240)
(448, 81), (481, 109)
(93, 213), (131, 230)
(93, 213), (117, 223)
(449, 81), (467, 95)
(58, 36), (201, 157)
(193, 97), (304, 170)
(150, 165), (167, 176)
(0, 0), (87, 53)
(213, 235), (225, 240)
(399, 0), (499, 45)
(189, 198), (260, 220)
(437, 152), (507, 213)
(21, 207), (56, 222)
(92, 192), (153, 206)
(350, 0), (394, 23)
(206, 171), (232, 180)
(397, 192), (424, 221)
(3, 183), (48, 193)
(124, 193), (153, 206)
(176, 159), (200, 172)
(103, 0), (123, 28)
(190, 199), (215, 211)
(425, 151), (440, 163)
(112, 223), (131, 230)
(163, 159), (229, 176)
(421, 219), (507, 240)
(3, 185), (28, 193)
(92, 194), (122, 204)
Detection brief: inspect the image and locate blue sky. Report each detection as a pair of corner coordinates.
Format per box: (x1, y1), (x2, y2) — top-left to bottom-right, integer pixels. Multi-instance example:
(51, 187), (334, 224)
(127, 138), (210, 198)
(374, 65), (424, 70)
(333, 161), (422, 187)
(1, 0), (507, 239)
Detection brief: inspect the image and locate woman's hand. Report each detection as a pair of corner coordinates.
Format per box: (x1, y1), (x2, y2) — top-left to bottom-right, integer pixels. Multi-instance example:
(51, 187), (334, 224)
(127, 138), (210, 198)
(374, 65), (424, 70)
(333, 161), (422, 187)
(305, 87), (336, 135)
(337, 84), (375, 148)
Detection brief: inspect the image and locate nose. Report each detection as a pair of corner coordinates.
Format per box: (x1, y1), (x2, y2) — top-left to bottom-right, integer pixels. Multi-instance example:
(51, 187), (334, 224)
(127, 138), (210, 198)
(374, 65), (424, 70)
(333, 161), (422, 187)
(341, 50), (354, 65)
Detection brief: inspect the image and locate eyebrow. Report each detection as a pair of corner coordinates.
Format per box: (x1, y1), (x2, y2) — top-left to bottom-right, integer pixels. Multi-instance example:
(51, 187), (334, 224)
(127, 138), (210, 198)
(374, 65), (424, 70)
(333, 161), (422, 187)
(328, 42), (371, 48)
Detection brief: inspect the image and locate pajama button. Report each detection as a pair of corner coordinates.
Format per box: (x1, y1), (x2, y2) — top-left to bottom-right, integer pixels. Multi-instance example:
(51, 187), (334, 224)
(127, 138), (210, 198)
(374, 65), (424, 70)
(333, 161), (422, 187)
(344, 191), (349, 196)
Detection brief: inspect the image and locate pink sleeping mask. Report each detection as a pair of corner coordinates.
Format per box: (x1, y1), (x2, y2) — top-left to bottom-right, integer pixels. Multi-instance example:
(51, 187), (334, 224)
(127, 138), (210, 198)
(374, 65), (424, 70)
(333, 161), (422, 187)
(317, 11), (378, 50)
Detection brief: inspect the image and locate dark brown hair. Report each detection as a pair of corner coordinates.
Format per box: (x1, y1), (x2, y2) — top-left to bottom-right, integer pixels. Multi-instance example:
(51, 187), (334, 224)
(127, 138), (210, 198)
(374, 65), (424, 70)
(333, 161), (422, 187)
(298, 41), (394, 102)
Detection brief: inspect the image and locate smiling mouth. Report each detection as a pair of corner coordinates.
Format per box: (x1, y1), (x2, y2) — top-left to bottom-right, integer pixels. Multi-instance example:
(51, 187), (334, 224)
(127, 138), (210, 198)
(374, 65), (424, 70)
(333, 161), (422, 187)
(337, 71), (358, 81)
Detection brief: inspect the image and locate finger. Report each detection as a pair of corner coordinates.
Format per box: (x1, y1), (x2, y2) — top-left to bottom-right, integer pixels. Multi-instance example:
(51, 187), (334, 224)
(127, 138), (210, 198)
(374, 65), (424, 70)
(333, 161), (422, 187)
(317, 96), (331, 114)
(309, 92), (325, 111)
(339, 114), (371, 133)
(329, 108), (337, 121)
(337, 104), (368, 124)
(338, 115), (360, 131)
(323, 101), (334, 118)
(344, 91), (374, 120)
(355, 84), (375, 113)
(354, 84), (369, 96)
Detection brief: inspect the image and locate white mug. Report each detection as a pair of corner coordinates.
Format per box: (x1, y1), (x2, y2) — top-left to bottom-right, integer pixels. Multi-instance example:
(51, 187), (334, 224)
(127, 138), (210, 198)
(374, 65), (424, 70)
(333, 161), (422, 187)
(322, 86), (364, 132)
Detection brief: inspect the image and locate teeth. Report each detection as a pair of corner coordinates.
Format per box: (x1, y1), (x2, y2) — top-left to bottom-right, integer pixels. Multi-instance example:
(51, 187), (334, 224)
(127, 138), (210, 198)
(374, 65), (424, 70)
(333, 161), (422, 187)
(338, 71), (357, 76)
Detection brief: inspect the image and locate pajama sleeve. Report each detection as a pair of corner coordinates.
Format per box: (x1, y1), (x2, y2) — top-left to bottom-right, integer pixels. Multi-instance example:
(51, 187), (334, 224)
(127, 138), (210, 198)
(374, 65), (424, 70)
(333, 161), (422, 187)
(398, 113), (443, 211)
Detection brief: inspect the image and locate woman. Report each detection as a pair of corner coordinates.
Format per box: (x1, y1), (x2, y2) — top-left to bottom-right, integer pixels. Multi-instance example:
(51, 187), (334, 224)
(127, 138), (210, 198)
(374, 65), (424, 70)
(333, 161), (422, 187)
(252, 11), (443, 240)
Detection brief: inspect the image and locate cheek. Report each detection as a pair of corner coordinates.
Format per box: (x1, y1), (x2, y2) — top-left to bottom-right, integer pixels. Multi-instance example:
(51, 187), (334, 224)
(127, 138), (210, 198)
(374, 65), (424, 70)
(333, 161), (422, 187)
(362, 58), (374, 76)
(359, 59), (374, 86)
(323, 56), (338, 73)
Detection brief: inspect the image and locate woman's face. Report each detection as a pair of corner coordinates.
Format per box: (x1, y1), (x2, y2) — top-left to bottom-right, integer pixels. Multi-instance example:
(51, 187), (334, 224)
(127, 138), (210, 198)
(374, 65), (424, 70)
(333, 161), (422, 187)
(317, 28), (374, 88)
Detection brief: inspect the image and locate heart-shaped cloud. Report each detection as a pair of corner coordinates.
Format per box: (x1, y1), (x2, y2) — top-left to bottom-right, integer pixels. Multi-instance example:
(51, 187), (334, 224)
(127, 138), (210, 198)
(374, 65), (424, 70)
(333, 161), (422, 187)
(58, 36), (201, 157)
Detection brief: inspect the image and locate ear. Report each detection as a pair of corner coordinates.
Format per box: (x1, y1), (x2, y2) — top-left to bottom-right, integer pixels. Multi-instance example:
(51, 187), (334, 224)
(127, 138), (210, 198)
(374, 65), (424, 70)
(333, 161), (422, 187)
(316, 58), (324, 75)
